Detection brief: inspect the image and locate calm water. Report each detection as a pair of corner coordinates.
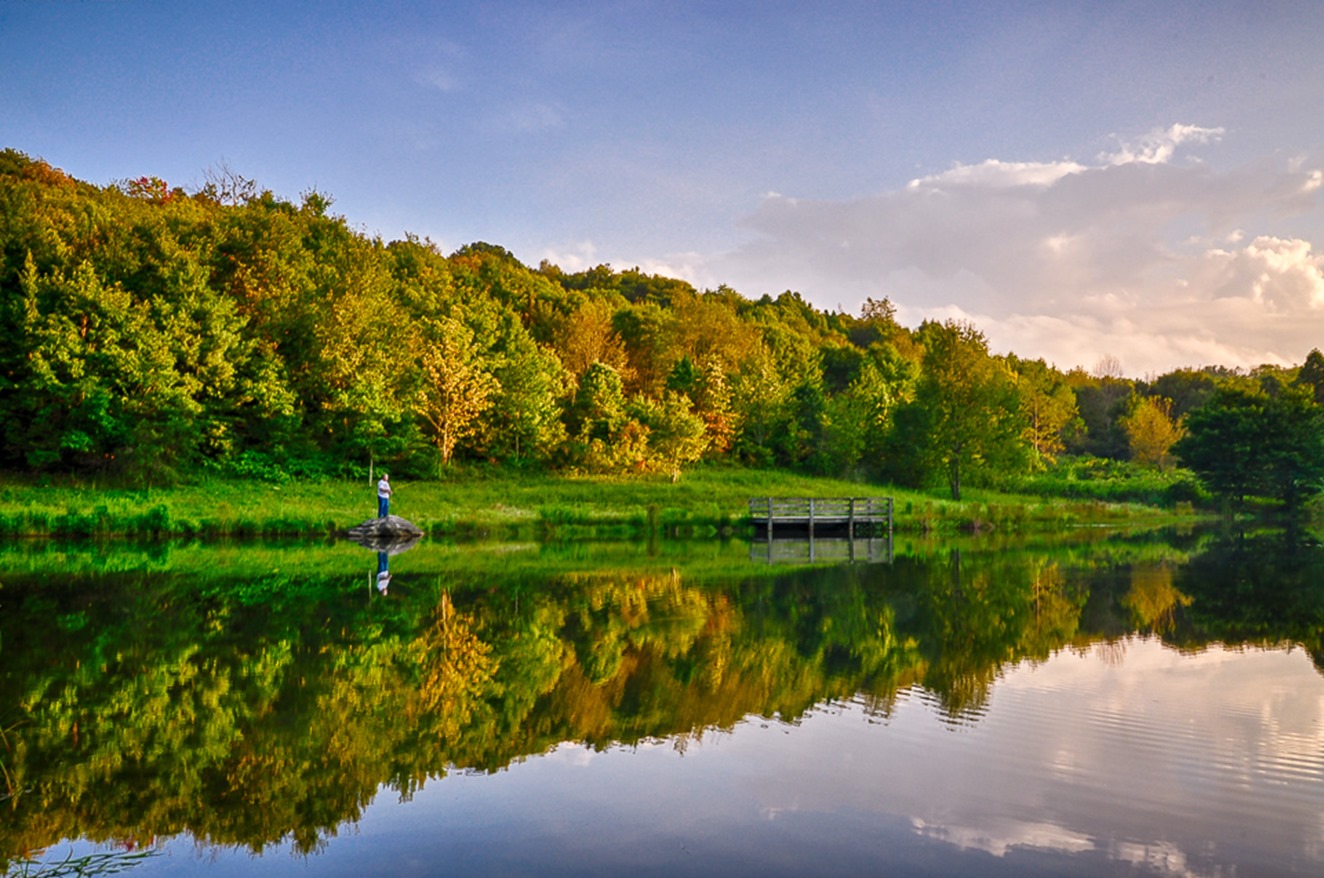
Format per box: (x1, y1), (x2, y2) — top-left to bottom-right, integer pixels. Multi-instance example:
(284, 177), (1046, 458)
(3, 530), (1323, 876)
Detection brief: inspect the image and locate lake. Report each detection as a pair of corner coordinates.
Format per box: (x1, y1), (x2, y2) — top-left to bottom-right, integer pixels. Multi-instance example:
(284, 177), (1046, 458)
(2, 528), (1322, 876)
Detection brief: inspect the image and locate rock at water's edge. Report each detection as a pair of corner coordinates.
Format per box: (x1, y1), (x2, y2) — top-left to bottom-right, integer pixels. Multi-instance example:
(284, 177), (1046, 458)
(343, 515), (424, 551)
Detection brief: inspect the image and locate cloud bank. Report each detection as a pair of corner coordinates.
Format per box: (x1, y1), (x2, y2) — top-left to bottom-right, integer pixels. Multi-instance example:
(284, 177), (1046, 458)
(711, 125), (1324, 377)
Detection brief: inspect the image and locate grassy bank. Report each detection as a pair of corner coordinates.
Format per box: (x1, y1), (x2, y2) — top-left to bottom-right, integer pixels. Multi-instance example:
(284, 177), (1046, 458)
(0, 466), (1198, 539)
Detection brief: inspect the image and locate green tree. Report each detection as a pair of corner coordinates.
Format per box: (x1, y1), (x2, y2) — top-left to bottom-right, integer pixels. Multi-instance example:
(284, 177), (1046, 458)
(1064, 367), (1133, 459)
(1293, 348), (1324, 404)
(563, 361), (650, 472)
(565, 361), (628, 445)
(729, 342), (791, 466)
(1175, 384), (1324, 507)
(630, 391), (709, 481)
(818, 352), (911, 478)
(481, 329), (568, 463)
(1146, 367), (1220, 418)
(889, 320), (1027, 500)
(612, 300), (675, 396)
(1010, 356), (1079, 464)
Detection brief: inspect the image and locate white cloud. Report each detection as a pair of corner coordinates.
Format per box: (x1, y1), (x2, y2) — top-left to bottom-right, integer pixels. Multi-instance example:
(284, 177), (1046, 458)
(908, 159), (1087, 190)
(539, 240), (712, 288)
(710, 126), (1323, 376)
(1204, 236), (1324, 311)
(1101, 123), (1225, 166)
(538, 240), (598, 272)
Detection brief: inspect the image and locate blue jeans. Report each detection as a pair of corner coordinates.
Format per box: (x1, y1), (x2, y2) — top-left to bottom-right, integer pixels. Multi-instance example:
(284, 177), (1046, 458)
(378, 496), (389, 518)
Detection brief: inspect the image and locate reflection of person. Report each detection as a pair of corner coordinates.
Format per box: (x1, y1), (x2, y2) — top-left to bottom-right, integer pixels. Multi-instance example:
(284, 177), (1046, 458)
(376, 551), (391, 594)
(377, 472), (393, 518)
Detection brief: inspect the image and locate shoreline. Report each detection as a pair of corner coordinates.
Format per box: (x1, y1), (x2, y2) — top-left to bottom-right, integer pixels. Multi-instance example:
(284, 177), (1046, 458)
(0, 469), (1204, 540)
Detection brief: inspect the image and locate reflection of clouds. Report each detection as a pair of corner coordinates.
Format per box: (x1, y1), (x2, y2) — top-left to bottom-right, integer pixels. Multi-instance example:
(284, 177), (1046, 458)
(711, 637), (1324, 876)
(544, 743), (597, 767)
(912, 817), (1211, 877)
(904, 637), (1324, 875)
(1109, 840), (1198, 877)
(912, 816), (1093, 857)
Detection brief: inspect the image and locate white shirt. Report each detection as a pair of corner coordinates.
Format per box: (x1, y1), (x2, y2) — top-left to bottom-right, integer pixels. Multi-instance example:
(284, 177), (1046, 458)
(378, 478), (392, 498)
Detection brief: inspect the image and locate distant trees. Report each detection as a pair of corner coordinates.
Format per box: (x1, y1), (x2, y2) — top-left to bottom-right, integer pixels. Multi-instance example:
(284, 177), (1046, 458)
(1064, 367), (1131, 459)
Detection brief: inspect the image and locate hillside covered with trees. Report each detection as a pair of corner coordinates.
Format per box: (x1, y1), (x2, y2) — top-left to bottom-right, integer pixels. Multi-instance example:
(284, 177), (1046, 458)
(3, 148), (1323, 506)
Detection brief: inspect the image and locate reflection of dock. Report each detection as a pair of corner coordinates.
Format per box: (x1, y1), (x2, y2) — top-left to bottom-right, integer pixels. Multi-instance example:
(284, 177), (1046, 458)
(750, 534), (894, 565)
(749, 497), (893, 539)
(748, 497), (894, 565)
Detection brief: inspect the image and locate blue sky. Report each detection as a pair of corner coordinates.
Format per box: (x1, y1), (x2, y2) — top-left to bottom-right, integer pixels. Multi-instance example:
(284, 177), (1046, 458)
(4, 1), (1323, 375)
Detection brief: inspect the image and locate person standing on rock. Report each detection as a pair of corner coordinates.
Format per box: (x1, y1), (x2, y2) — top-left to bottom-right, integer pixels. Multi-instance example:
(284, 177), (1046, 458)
(377, 472), (393, 518)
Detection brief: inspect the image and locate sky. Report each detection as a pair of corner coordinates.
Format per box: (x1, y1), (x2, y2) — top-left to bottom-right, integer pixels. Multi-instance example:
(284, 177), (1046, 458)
(3, 0), (1324, 377)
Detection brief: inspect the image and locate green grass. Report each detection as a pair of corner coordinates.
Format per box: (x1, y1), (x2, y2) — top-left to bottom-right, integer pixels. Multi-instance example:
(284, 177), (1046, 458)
(0, 464), (1197, 539)
(1010, 457), (1206, 506)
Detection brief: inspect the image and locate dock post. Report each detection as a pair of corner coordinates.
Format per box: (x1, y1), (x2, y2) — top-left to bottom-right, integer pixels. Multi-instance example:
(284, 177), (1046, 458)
(767, 497), (774, 541)
(888, 497), (894, 561)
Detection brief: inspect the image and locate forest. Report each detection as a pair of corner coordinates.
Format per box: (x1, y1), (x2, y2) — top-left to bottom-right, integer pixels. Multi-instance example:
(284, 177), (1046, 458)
(4, 148), (1324, 507)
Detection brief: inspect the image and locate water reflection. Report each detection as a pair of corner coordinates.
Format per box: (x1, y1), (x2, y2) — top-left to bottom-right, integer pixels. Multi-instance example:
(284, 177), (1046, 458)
(2, 529), (1322, 875)
(749, 534), (893, 564)
(376, 550), (391, 594)
(345, 529), (420, 598)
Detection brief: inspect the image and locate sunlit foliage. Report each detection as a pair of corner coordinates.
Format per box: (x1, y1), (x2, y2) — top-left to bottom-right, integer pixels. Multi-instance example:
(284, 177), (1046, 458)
(4, 147), (1324, 505)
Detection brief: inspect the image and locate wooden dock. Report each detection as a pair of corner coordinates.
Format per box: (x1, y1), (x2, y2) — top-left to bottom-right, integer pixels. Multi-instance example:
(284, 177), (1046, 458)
(748, 497), (893, 539)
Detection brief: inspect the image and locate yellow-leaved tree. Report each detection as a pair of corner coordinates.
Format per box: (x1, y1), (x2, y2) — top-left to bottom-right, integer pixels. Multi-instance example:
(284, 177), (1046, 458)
(414, 316), (499, 472)
(1121, 395), (1185, 470)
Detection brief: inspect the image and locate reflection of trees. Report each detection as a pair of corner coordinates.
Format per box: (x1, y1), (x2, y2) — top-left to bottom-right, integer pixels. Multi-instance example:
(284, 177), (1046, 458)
(908, 550), (1088, 717)
(409, 593), (496, 738)
(1124, 564), (1191, 633)
(1170, 529), (1324, 668)
(3, 533), (1320, 864)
